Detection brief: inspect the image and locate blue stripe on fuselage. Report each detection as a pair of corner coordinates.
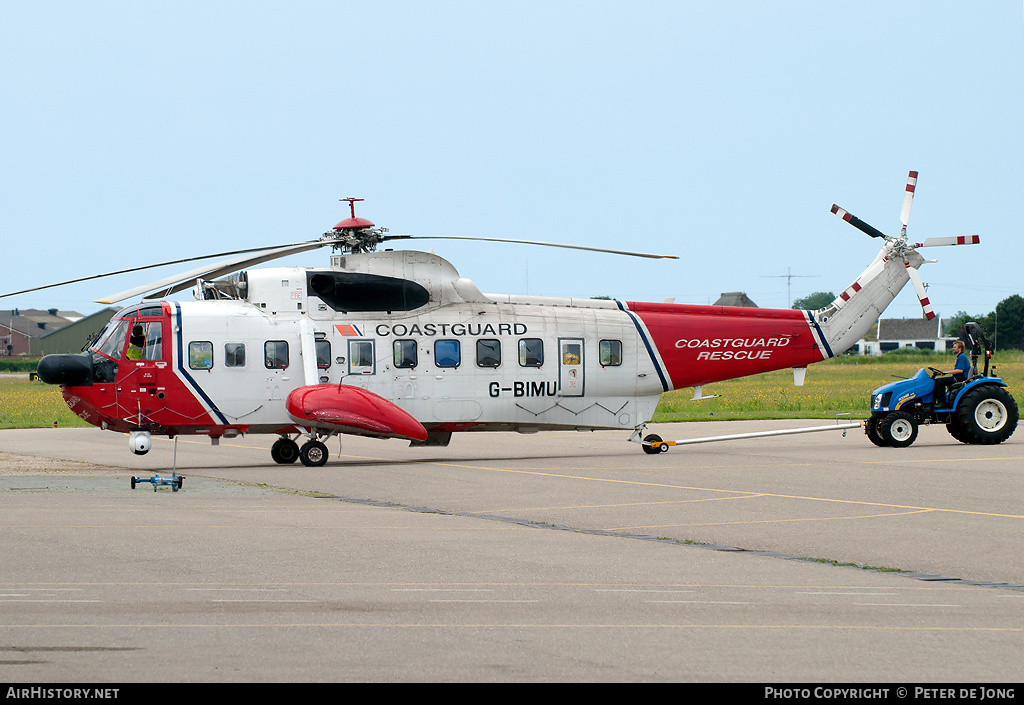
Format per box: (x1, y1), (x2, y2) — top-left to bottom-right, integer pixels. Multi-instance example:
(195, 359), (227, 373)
(616, 300), (670, 392)
(172, 302), (228, 425)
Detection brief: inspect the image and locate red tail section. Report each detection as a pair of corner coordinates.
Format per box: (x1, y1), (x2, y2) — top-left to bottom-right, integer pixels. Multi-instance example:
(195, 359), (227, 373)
(626, 302), (830, 389)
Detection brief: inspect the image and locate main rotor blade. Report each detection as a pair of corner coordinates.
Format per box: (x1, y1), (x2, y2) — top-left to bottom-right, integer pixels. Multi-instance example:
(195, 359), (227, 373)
(381, 234), (678, 259)
(96, 241), (327, 304)
(904, 263), (935, 320)
(899, 170), (918, 234)
(0, 240), (324, 301)
(830, 205), (889, 240)
(913, 235), (980, 247)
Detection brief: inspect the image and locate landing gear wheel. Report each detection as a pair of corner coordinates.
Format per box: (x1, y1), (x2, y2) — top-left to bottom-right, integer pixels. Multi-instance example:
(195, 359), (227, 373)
(954, 386), (1019, 445)
(271, 438), (300, 464)
(879, 411), (918, 448)
(642, 434), (665, 455)
(299, 440), (329, 467)
(864, 417), (890, 447)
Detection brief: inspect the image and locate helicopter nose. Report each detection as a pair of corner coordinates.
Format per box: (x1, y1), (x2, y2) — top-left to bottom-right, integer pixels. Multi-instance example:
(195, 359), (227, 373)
(36, 353), (93, 386)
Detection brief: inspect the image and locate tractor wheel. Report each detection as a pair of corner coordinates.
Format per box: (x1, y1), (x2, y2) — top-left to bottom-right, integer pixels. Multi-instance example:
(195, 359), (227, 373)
(946, 419), (969, 444)
(642, 434), (664, 455)
(271, 437), (300, 464)
(879, 411), (918, 448)
(954, 386), (1019, 445)
(864, 417), (890, 447)
(299, 440), (329, 467)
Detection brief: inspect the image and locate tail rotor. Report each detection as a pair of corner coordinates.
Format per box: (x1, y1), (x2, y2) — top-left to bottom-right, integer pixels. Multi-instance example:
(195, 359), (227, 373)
(830, 171), (979, 320)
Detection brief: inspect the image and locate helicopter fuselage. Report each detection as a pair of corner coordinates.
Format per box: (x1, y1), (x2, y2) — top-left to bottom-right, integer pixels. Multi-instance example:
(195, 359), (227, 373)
(46, 249), (834, 452)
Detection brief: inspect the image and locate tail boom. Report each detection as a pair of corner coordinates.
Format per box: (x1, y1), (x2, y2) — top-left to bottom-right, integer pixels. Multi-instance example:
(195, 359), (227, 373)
(625, 240), (917, 390)
(625, 302), (830, 389)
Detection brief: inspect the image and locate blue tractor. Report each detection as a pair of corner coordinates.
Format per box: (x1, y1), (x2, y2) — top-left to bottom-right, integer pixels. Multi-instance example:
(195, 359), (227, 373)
(865, 324), (1018, 448)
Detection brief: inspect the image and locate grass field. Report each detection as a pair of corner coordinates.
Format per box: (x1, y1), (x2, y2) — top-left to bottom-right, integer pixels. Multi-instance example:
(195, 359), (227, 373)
(2, 351), (1022, 429)
(653, 350), (1024, 422)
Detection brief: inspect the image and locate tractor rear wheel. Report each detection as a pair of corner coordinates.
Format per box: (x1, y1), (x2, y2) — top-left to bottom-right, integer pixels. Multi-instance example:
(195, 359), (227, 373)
(954, 386), (1018, 445)
(946, 419), (969, 444)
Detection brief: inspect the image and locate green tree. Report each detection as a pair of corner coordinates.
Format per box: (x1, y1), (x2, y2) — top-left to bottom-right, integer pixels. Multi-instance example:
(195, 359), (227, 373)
(994, 294), (1024, 351)
(943, 311), (976, 337)
(792, 292), (836, 310)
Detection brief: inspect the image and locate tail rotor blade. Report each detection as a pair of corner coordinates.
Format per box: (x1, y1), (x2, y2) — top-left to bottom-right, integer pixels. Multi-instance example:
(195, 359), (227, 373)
(905, 263), (935, 320)
(831, 205), (889, 240)
(899, 170), (918, 236)
(914, 235), (980, 248)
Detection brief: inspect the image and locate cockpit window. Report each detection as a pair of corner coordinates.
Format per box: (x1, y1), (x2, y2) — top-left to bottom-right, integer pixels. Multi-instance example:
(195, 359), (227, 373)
(96, 320), (131, 359)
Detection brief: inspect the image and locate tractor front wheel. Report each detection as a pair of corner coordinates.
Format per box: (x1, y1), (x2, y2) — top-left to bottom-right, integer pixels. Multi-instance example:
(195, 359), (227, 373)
(864, 417), (890, 447)
(879, 411), (918, 448)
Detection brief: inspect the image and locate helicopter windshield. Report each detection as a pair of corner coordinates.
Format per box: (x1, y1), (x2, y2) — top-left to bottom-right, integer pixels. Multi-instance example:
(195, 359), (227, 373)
(94, 319), (131, 359)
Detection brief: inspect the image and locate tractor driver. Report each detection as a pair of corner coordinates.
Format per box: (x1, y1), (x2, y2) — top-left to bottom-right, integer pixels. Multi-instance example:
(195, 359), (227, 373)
(934, 339), (971, 405)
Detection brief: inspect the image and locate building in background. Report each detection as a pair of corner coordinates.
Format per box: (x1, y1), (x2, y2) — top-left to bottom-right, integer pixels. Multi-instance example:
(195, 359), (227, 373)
(2, 309), (83, 356)
(39, 307), (119, 355)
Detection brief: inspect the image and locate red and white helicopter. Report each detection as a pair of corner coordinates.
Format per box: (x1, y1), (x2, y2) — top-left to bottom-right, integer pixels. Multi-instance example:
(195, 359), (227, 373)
(16, 172), (978, 464)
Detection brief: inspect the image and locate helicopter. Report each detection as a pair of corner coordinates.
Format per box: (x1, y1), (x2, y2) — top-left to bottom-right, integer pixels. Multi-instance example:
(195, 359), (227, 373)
(14, 173), (979, 465)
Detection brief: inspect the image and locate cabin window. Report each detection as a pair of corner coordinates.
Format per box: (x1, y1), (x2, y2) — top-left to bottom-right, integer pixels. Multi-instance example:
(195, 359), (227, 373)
(518, 338), (544, 367)
(225, 342), (246, 367)
(476, 339), (501, 368)
(189, 341), (214, 370)
(315, 340), (331, 369)
(599, 339), (622, 367)
(265, 341), (289, 369)
(435, 339), (461, 368)
(393, 339), (417, 369)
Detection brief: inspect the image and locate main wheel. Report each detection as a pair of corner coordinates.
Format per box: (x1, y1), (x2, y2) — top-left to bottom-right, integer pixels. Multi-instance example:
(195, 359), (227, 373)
(299, 440), (329, 467)
(642, 434), (664, 455)
(954, 386), (1019, 444)
(879, 411), (918, 448)
(271, 437), (300, 464)
(864, 417), (890, 447)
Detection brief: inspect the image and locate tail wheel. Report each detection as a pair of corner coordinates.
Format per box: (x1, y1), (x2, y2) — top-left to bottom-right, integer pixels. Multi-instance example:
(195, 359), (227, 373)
(299, 440), (329, 467)
(865, 417), (890, 447)
(642, 434), (664, 455)
(271, 437), (300, 464)
(955, 386), (1019, 444)
(880, 411), (918, 448)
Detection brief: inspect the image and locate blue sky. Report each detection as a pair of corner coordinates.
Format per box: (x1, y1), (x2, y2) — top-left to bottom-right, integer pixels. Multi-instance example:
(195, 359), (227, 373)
(2, 1), (1021, 322)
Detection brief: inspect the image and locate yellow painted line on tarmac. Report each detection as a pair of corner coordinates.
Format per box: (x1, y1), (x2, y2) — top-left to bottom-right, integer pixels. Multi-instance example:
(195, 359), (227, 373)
(478, 493), (767, 515)
(610, 508), (937, 532)
(393, 459), (1024, 521)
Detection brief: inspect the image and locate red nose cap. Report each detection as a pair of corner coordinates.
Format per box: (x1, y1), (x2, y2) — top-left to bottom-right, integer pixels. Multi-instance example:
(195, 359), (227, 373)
(333, 217), (375, 230)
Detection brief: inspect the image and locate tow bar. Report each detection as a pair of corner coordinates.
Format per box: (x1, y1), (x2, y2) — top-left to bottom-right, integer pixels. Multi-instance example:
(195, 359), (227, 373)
(633, 418), (862, 454)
